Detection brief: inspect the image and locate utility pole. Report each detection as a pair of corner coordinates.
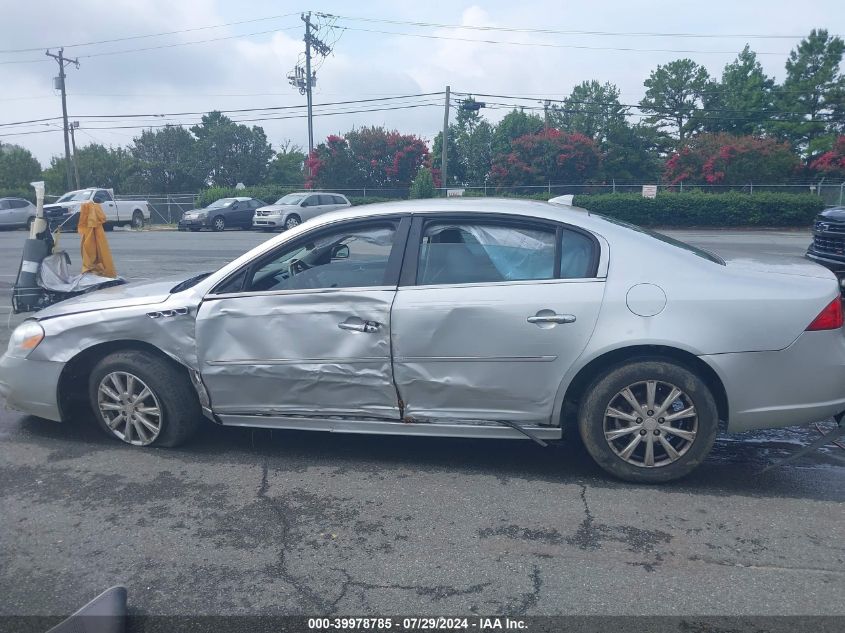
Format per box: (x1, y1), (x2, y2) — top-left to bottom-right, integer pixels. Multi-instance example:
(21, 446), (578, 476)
(441, 86), (450, 194)
(69, 121), (80, 189)
(46, 48), (79, 190)
(543, 100), (551, 132)
(303, 12), (314, 157)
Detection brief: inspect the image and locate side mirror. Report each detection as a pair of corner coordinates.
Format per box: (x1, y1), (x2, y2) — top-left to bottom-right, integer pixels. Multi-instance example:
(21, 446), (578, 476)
(300, 201), (309, 208)
(231, 202), (239, 210)
(93, 196), (104, 204)
(332, 244), (350, 260)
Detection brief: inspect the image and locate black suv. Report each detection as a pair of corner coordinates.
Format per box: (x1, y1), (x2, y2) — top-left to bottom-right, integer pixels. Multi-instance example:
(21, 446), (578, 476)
(806, 207), (845, 276)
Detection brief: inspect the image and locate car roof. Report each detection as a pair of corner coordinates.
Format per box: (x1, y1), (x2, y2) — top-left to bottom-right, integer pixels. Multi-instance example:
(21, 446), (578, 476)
(0, 197), (30, 201)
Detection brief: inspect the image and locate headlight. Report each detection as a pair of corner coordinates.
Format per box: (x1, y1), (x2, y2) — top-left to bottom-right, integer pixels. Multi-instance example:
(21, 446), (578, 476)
(6, 321), (45, 358)
(195, 211), (208, 219)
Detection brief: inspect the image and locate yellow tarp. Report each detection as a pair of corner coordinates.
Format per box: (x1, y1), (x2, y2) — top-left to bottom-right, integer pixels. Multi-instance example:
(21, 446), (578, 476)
(77, 201), (117, 278)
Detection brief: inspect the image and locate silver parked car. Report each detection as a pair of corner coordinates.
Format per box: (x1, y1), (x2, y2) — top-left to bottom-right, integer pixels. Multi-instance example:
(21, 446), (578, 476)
(0, 197), (36, 230)
(2, 199), (844, 482)
(252, 191), (351, 231)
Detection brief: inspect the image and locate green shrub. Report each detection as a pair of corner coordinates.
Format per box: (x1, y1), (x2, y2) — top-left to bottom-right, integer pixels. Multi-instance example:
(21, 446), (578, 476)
(409, 167), (436, 199)
(570, 191), (824, 227)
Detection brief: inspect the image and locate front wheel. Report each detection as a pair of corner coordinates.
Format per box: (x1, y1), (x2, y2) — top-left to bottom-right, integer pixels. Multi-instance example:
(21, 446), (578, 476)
(89, 350), (201, 447)
(212, 215), (226, 232)
(284, 214), (301, 230)
(578, 360), (718, 483)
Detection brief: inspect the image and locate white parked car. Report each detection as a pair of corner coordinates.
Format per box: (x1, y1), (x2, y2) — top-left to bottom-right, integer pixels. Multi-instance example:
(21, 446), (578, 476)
(43, 188), (151, 231)
(252, 192), (351, 231)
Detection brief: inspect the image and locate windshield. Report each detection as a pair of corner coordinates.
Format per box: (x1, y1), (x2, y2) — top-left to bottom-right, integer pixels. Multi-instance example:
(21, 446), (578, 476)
(274, 194), (307, 205)
(206, 198), (236, 209)
(596, 214), (725, 265)
(56, 190), (94, 203)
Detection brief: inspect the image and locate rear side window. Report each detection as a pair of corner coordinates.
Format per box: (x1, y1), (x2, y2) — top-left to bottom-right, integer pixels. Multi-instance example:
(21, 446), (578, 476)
(416, 221), (596, 285)
(418, 222), (556, 285)
(333, 195), (348, 205)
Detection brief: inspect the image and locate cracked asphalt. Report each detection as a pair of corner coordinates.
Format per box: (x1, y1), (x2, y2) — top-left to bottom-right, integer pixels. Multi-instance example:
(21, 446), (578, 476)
(0, 226), (843, 617)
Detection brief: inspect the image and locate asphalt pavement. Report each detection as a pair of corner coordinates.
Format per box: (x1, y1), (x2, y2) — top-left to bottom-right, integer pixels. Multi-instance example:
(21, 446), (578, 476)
(0, 225), (843, 620)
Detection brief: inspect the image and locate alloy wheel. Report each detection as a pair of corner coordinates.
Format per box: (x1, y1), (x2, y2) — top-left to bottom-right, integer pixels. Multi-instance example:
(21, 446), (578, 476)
(285, 216), (300, 230)
(214, 217), (225, 231)
(603, 380), (698, 468)
(97, 371), (163, 446)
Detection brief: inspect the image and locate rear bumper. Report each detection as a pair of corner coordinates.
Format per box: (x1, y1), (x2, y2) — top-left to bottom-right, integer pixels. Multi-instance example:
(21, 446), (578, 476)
(702, 329), (845, 432)
(0, 353), (64, 422)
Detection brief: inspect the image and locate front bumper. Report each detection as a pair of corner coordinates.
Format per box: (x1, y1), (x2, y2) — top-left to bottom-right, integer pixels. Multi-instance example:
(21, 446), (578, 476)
(252, 216), (284, 228)
(806, 249), (845, 272)
(0, 353), (65, 422)
(178, 217), (209, 230)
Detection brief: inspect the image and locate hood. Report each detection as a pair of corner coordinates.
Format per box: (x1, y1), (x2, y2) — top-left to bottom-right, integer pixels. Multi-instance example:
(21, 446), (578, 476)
(35, 277), (182, 319)
(724, 256), (836, 280)
(819, 207), (845, 222)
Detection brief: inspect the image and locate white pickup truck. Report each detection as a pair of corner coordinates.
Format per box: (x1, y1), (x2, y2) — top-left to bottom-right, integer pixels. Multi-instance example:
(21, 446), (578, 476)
(43, 188), (151, 231)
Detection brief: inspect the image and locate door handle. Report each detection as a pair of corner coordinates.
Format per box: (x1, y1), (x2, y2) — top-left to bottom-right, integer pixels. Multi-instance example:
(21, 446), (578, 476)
(527, 313), (576, 325)
(338, 319), (382, 333)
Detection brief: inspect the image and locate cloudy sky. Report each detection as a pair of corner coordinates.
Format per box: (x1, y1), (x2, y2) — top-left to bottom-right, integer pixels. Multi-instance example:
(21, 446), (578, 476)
(0, 0), (841, 167)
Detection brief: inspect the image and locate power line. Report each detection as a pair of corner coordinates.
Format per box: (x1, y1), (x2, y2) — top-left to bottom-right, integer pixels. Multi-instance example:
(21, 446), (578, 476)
(320, 13), (832, 40)
(0, 12), (304, 53)
(0, 93), (444, 128)
(0, 101), (444, 137)
(0, 24), (301, 65)
(331, 25), (788, 56)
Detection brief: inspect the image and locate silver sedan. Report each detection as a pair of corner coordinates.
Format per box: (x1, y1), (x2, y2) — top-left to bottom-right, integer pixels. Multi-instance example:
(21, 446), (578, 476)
(2, 198), (844, 482)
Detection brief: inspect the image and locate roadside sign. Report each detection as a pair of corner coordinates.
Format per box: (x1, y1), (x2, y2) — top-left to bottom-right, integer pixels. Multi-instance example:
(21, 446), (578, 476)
(642, 185), (657, 199)
(447, 189), (465, 197)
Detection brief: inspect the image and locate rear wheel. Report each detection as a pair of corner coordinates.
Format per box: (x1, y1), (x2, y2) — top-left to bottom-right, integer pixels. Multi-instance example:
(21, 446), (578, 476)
(131, 210), (144, 229)
(578, 360), (718, 483)
(212, 215), (225, 232)
(88, 350), (201, 447)
(25, 216), (34, 231)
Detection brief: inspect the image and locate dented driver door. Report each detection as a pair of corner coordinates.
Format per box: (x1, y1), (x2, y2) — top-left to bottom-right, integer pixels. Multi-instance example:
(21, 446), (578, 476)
(195, 217), (409, 424)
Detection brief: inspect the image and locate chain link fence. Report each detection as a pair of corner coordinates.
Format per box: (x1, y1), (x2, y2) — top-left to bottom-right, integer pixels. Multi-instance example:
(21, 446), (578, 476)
(114, 193), (199, 224)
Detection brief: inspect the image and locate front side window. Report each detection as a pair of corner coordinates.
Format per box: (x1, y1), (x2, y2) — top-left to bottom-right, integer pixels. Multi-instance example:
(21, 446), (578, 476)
(274, 193), (307, 206)
(418, 222), (556, 285)
(242, 223), (397, 292)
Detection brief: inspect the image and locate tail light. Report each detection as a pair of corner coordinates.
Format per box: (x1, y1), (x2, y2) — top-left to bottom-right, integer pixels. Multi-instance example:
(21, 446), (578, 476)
(806, 297), (844, 331)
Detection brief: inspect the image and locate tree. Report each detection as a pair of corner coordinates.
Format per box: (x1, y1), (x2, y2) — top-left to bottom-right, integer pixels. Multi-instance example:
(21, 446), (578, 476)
(431, 130), (463, 186)
(551, 80), (628, 145)
(409, 166), (436, 198)
(131, 126), (202, 193)
(640, 59), (710, 144)
(770, 29), (845, 157)
(42, 144), (137, 194)
(703, 45), (775, 135)
(306, 127), (428, 190)
(600, 123), (663, 183)
(191, 111), (274, 187)
(810, 135), (845, 179)
(451, 98), (494, 185)
(491, 109), (544, 156)
(266, 141), (305, 185)
(0, 143), (42, 189)
(490, 129), (601, 187)
(663, 134), (799, 185)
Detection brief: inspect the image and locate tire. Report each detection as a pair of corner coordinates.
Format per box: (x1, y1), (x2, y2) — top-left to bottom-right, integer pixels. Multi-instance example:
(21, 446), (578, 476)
(212, 215), (225, 232)
(25, 216), (34, 231)
(284, 214), (301, 230)
(104, 223), (114, 232)
(577, 360), (718, 483)
(131, 210), (145, 229)
(88, 350), (201, 448)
